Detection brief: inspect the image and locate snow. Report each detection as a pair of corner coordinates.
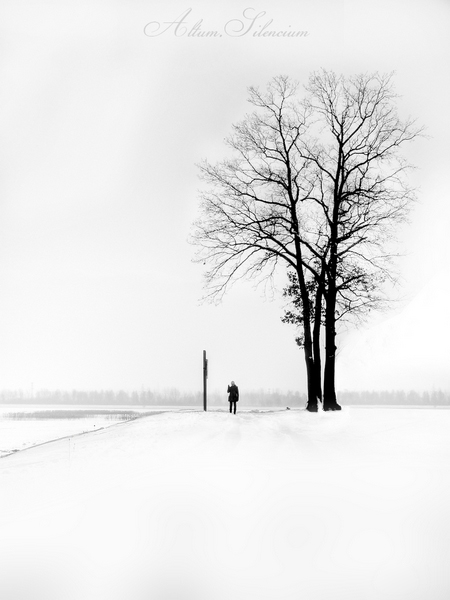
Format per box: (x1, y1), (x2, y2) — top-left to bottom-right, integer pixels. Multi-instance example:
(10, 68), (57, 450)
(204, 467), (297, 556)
(1, 407), (450, 600)
(0, 405), (160, 458)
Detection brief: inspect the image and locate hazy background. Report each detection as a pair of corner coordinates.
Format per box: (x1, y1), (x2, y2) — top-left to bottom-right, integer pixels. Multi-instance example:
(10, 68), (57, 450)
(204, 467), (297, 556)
(0, 0), (448, 396)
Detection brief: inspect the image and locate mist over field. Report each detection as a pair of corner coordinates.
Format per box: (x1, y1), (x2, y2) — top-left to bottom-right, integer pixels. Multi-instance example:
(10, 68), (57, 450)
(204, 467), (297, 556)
(1, 388), (450, 407)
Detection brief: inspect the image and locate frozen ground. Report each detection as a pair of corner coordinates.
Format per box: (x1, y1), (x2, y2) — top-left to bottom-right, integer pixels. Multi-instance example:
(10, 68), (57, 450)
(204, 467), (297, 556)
(0, 405), (166, 458)
(0, 407), (449, 600)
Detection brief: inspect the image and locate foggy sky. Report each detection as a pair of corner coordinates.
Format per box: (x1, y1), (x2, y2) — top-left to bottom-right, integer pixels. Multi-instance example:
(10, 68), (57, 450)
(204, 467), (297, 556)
(0, 0), (449, 395)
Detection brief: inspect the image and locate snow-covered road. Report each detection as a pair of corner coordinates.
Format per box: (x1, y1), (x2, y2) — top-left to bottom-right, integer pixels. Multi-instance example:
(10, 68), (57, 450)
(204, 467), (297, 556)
(1, 408), (449, 600)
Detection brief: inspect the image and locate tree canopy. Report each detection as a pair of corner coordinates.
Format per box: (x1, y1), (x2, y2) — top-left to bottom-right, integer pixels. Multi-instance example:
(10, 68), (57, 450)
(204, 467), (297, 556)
(192, 70), (422, 411)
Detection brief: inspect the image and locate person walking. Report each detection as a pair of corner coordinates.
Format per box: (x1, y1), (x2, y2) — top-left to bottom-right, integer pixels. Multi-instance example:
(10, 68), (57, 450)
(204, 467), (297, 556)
(227, 381), (239, 414)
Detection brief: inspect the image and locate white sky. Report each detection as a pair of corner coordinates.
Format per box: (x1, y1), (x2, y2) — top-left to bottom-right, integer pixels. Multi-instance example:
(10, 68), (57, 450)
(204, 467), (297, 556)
(0, 0), (449, 394)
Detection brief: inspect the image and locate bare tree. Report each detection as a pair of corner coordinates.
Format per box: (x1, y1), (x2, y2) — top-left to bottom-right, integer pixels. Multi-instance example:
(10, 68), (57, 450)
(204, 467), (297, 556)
(192, 71), (422, 411)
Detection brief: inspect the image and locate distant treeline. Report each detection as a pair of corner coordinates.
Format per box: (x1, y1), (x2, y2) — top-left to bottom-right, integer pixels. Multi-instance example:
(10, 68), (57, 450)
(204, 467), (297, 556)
(0, 388), (305, 407)
(0, 389), (449, 406)
(339, 390), (450, 406)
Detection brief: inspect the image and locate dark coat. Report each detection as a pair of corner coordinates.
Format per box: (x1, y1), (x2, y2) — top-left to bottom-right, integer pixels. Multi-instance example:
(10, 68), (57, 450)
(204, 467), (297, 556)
(227, 384), (239, 402)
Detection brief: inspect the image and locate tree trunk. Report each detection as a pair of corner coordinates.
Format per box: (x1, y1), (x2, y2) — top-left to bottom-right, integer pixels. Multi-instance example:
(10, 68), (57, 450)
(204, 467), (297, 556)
(303, 342), (318, 411)
(312, 281), (323, 404)
(300, 290), (319, 412)
(290, 192), (318, 411)
(295, 266), (318, 412)
(323, 161), (343, 412)
(323, 285), (341, 411)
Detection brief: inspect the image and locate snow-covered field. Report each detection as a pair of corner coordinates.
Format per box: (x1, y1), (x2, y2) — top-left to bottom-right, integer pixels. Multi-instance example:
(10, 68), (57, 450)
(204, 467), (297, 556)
(0, 405), (167, 458)
(1, 407), (449, 600)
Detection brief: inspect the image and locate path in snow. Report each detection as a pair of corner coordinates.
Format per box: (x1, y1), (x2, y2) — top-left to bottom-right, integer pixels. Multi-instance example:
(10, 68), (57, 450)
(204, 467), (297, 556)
(1, 408), (449, 600)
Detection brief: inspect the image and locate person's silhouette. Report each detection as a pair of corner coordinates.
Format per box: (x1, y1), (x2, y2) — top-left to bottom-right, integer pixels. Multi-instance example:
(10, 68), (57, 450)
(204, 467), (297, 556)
(227, 381), (239, 414)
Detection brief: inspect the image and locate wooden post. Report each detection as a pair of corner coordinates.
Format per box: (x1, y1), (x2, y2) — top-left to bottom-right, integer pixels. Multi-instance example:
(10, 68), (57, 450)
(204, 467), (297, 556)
(203, 350), (208, 411)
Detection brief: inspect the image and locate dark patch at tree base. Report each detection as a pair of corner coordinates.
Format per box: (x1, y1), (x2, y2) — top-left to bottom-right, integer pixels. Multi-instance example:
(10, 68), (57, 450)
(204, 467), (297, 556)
(323, 403), (342, 411)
